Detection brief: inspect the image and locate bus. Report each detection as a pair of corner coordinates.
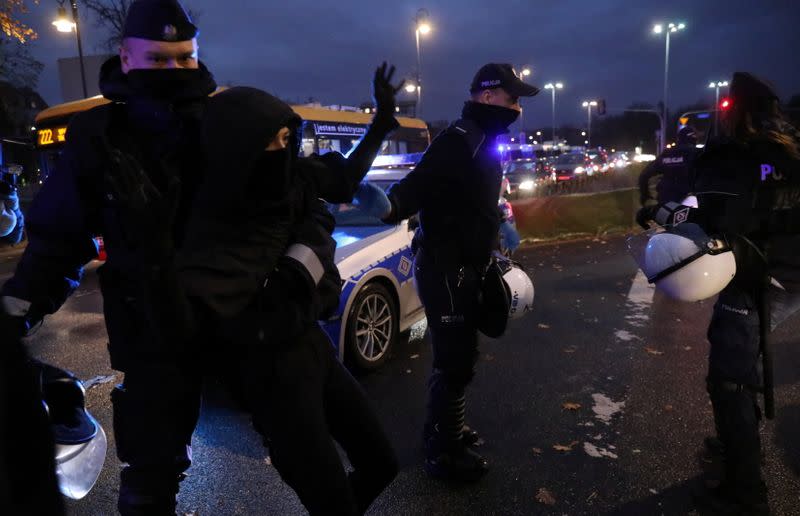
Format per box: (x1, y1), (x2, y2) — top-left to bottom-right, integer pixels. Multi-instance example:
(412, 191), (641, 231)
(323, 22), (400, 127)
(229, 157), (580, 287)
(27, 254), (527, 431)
(33, 95), (430, 181)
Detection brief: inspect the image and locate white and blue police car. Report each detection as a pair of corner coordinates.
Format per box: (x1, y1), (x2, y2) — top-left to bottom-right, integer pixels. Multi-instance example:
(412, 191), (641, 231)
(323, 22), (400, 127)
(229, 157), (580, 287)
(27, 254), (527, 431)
(322, 164), (425, 370)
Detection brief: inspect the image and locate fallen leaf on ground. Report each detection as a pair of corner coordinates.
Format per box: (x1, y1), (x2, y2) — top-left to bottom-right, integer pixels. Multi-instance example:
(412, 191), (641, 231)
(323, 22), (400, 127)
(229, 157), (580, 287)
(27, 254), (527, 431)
(265, 456), (272, 466)
(644, 347), (665, 356)
(562, 402), (581, 411)
(683, 346), (692, 351)
(536, 488), (557, 506)
(664, 405), (674, 412)
(531, 447), (542, 456)
(405, 369), (412, 374)
(537, 323), (551, 329)
(562, 346), (578, 354)
(484, 354), (495, 361)
(553, 441), (579, 452)
(83, 374), (117, 390)
(586, 491), (598, 502)
(410, 354), (419, 359)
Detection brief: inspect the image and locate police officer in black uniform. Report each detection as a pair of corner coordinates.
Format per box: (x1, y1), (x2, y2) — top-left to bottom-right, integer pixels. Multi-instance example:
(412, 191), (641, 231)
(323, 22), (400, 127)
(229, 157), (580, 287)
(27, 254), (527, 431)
(643, 72), (800, 515)
(637, 125), (700, 226)
(363, 63), (539, 481)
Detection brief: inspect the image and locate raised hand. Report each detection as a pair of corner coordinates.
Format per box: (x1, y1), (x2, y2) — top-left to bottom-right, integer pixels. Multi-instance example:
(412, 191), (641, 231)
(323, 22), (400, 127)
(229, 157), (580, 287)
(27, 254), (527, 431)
(372, 62), (406, 121)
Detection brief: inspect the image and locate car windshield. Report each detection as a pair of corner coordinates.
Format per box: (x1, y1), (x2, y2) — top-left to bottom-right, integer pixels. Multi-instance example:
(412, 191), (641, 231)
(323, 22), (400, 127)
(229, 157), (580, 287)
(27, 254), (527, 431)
(555, 154), (585, 164)
(329, 180), (394, 227)
(506, 161), (536, 174)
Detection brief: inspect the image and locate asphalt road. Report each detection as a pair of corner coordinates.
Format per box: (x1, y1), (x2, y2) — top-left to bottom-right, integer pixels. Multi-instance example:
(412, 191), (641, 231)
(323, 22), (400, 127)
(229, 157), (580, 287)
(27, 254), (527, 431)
(3, 235), (799, 515)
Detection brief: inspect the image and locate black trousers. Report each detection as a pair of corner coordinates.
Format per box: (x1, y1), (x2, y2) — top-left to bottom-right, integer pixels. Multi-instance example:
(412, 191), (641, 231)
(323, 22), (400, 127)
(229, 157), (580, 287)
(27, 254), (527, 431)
(414, 250), (482, 451)
(113, 323), (397, 516)
(705, 283), (765, 501)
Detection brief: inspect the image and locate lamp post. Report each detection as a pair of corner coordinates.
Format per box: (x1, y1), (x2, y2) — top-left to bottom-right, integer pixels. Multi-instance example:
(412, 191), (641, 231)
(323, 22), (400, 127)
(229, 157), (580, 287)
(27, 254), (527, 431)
(516, 66), (531, 135)
(544, 82), (563, 147)
(708, 80), (729, 136)
(414, 9), (431, 116)
(652, 22), (686, 151)
(53, 0), (88, 99)
(582, 100), (597, 148)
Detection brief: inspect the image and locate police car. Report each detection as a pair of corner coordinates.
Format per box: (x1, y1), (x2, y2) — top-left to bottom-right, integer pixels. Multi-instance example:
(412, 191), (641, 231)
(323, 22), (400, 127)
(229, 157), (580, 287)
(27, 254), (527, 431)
(322, 163), (425, 370)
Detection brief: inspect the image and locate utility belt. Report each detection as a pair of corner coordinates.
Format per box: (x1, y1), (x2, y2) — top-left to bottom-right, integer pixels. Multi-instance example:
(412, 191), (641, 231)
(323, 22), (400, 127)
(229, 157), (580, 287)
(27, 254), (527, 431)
(412, 229), (489, 270)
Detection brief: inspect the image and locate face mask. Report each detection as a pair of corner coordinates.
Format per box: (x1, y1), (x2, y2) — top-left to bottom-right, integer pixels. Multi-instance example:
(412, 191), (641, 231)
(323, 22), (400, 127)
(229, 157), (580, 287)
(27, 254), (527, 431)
(126, 68), (206, 101)
(464, 101), (520, 134)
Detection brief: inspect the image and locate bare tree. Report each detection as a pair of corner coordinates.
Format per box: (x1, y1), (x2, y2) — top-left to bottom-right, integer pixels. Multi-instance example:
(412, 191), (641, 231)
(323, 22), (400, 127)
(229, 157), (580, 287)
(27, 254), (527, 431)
(83, 0), (201, 53)
(1, 0), (38, 43)
(0, 36), (43, 87)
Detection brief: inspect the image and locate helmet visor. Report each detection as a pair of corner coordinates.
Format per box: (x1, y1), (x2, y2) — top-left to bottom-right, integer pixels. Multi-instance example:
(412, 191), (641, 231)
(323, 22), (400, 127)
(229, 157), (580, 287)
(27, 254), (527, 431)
(55, 424), (107, 500)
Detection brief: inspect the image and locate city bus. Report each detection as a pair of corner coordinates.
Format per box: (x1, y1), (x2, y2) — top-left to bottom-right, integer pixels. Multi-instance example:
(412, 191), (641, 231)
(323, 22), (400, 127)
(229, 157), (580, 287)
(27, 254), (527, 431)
(33, 95), (430, 182)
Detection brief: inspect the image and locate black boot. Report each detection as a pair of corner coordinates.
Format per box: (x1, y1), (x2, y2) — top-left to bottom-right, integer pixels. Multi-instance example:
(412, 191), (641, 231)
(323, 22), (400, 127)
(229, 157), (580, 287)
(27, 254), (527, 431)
(693, 483), (770, 515)
(118, 467), (183, 516)
(699, 384), (768, 515)
(424, 371), (488, 482)
(462, 425), (483, 447)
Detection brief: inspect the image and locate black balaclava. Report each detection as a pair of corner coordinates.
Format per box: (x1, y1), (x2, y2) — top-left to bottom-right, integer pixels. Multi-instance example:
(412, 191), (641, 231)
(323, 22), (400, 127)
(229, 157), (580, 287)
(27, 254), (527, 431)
(462, 101), (520, 136)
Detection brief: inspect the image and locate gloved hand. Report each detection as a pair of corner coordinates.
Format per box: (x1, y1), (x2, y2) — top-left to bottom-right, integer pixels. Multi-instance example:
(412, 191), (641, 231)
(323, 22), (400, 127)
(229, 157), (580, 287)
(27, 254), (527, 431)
(372, 62), (405, 123)
(98, 138), (181, 262)
(636, 205), (657, 230)
(353, 182), (392, 220)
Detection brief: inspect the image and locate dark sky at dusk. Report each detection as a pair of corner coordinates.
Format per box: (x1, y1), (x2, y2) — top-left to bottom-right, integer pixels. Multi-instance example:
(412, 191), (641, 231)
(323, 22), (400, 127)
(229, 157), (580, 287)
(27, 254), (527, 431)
(17, 0), (800, 128)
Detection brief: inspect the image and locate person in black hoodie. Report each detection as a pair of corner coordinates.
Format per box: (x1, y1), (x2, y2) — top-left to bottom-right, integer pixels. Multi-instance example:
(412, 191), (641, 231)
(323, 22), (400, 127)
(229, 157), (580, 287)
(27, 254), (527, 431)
(356, 63), (540, 482)
(104, 68), (404, 514)
(640, 72), (800, 515)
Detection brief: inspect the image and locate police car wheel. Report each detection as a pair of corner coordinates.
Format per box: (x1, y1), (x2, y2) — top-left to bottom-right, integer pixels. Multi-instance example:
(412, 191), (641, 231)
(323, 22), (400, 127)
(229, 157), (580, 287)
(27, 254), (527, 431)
(345, 282), (398, 371)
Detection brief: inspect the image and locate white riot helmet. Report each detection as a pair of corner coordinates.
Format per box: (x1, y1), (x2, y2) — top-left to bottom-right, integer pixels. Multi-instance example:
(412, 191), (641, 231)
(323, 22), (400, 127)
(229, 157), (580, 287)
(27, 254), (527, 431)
(499, 260), (535, 319)
(37, 362), (107, 500)
(635, 223), (736, 302)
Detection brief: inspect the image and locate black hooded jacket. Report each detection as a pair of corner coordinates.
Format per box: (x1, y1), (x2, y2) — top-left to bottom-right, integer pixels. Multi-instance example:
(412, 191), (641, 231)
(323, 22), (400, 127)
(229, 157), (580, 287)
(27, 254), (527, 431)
(1, 56), (217, 369)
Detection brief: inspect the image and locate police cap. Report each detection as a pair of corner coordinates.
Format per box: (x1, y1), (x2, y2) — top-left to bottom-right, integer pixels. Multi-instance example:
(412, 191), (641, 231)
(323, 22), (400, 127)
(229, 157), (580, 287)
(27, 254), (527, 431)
(470, 63), (540, 97)
(122, 0), (198, 42)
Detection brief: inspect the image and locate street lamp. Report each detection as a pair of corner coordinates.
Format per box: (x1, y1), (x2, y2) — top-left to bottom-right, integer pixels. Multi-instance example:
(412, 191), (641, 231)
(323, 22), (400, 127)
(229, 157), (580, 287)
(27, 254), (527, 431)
(653, 21), (686, 151)
(708, 80), (729, 136)
(515, 66), (532, 134)
(582, 100), (597, 148)
(414, 8), (432, 116)
(543, 82), (563, 146)
(53, 0), (88, 99)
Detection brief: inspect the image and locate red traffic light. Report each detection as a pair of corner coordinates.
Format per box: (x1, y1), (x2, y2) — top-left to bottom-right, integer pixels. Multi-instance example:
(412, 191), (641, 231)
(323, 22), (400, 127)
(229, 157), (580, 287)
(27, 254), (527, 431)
(720, 98), (731, 110)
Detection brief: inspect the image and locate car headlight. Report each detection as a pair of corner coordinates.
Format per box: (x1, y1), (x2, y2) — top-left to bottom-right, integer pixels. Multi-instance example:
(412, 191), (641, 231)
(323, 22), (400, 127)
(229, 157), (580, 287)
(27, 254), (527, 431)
(519, 180), (535, 191)
(574, 166), (585, 174)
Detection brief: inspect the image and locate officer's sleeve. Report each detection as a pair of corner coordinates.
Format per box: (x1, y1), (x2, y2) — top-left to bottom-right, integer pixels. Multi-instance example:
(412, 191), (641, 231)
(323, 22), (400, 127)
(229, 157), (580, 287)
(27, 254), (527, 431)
(637, 159), (662, 207)
(300, 115), (400, 203)
(1, 114), (100, 318)
(383, 133), (469, 224)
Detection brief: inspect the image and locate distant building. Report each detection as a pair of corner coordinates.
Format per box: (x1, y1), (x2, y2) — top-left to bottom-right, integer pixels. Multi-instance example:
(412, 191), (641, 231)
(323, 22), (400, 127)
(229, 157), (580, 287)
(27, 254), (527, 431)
(58, 55), (114, 102)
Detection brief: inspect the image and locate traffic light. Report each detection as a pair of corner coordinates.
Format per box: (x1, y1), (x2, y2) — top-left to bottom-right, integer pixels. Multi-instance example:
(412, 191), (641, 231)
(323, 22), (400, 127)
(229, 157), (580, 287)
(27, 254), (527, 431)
(598, 99), (606, 116)
(720, 97), (731, 111)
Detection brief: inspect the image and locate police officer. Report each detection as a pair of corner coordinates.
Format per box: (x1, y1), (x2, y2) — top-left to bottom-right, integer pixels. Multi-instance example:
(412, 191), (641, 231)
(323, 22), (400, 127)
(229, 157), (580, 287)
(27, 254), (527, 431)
(643, 72), (800, 515)
(357, 63), (539, 481)
(636, 125), (700, 227)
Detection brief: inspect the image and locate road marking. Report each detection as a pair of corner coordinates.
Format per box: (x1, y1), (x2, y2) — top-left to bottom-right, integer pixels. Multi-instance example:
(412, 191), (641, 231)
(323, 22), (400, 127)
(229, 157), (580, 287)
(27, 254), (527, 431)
(627, 270), (655, 307)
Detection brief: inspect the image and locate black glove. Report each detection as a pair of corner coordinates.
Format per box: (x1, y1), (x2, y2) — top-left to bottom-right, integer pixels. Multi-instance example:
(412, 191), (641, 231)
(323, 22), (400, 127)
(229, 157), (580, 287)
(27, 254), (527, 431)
(372, 62), (405, 124)
(99, 138), (181, 263)
(636, 205), (657, 230)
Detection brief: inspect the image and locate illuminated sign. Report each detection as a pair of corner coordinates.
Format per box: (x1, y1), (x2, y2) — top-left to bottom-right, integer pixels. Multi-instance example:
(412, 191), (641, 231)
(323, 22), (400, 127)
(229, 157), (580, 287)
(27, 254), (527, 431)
(37, 126), (68, 147)
(313, 122), (367, 137)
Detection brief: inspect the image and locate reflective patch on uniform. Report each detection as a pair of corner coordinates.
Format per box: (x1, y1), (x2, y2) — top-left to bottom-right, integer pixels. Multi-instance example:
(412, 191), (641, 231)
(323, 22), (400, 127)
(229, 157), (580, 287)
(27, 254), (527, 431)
(662, 157), (684, 165)
(398, 256), (412, 277)
(440, 315), (465, 325)
(673, 207), (691, 224)
(721, 303), (749, 316)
